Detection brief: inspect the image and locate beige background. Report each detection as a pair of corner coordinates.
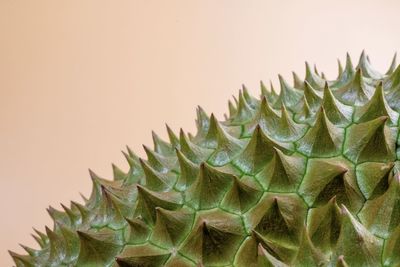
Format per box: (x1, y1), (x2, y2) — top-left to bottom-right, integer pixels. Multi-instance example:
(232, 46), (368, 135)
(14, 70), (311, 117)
(1, 0), (400, 265)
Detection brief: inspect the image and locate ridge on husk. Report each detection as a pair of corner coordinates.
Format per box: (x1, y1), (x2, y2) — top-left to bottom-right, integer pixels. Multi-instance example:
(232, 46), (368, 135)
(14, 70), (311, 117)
(11, 51), (400, 267)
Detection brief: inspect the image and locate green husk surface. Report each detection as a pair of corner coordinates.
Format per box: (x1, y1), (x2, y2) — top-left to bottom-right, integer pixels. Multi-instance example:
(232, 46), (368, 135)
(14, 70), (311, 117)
(10, 51), (400, 267)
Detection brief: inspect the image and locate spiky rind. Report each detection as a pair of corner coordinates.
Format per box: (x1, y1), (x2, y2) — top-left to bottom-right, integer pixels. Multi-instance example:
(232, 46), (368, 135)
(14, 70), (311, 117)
(12, 52), (400, 267)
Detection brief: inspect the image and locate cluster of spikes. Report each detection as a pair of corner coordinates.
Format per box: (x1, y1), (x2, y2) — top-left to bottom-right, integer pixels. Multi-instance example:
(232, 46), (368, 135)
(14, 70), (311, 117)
(10, 51), (400, 267)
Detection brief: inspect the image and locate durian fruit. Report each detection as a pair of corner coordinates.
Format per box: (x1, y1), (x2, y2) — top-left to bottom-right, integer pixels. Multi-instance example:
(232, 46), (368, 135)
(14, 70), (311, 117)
(10, 51), (400, 267)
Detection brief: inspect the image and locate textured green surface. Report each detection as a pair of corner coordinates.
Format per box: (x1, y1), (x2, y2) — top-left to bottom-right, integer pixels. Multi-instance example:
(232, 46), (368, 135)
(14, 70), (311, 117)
(10, 51), (400, 266)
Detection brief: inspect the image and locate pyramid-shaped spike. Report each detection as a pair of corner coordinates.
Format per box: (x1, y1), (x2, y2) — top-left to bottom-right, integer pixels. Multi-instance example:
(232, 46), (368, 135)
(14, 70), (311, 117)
(121, 150), (144, 185)
(294, 95), (314, 123)
(299, 158), (364, 212)
(91, 186), (133, 229)
(256, 148), (305, 192)
(303, 81), (322, 111)
(32, 228), (49, 248)
(231, 90), (255, 124)
(151, 208), (194, 247)
(85, 169), (101, 209)
(383, 224), (400, 266)
(45, 226), (65, 265)
(97, 178), (137, 203)
(292, 226), (328, 266)
(228, 100), (237, 118)
(47, 205), (70, 227)
(60, 203), (81, 227)
(357, 50), (384, 79)
(331, 53), (355, 88)
(384, 60), (400, 90)
(175, 149), (200, 190)
(165, 124), (180, 148)
(322, 83), (353, 126)
(152, 131), (174, 156)
(9, 250), (35, 267)
(30, 235), (45, 250)
(243, 96), (280, 137)
(115, 244), (171, 267)
(71, 201), (91, 226)
(121, 150), (140, 168)
(314, 64), (320, 76)
(386, 52), (397, 75)
(221, 176), (262, 213)
(233, 125), (292, 174)
(126, 145), (139, 160)
(207, 114), (245, 166)
(354, 82), (399, 125)
(358, 173), (400, 238)
(19, 244), (39, 257)
(269, 80), (279, 100)
(201, 113), (242, 152)
(305, 62), (325, 89)
(179, 129), (211, 164)
(307, 196), (342, 253)
(192, 105), (210, 141)
(179, 211), (245, 266)
(334, 68), (374, 106)
(134, 185), (182, 225)
(333, 205), (382, 267)
(260, 80), (278, 103)
(235, 233), (292, 266)
(76, 228), (124, 266)
(57, 223), (80, 263)
(336, 58), (344, 80)
(242, 84), (259, 109)
(112, 163), (127, 181)
(125, 217), (150, 244)
(257, 243), (290, 267)
(139, 158), (175, 191)
(293, 71), (305, 90)
(186, 163), (234, 209)
(260, 80), (278, 105)
(246, 194), (307, 246)
(275, 104), (306, 141)
(143, 145), (175, 173)
(356, 161), (394, 200)
(344, 116), (396, 163)
(255, 231), (298, 264)
(274, 75), (302, 110)
(297, 107), (344, 157)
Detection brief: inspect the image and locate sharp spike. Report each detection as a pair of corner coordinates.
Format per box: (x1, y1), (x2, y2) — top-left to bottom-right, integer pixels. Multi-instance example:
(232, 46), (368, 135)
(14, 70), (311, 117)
(386, 52), (397, 75)
(175, 148), (200, 190)
(305, 61), (325, 89)
(344, 116), (396, 163)
(333, 205), (382, 266)
(322, 83), (353, 126)
(357, 50), (383, 79)
(207, 114), (245, 166)
(303, 81), (323, 110)
(299, 158), (363, 212)
(354, 82), (399, 125)
(256, 147), (305, 192)
(234, 125), (292, 174)
(297, 107), (344, 157)
(186, 163), (234, 209)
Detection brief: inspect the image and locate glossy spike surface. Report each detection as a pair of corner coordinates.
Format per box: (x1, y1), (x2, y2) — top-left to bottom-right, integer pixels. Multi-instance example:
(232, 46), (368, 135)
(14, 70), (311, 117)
(11, 52), (400, 267)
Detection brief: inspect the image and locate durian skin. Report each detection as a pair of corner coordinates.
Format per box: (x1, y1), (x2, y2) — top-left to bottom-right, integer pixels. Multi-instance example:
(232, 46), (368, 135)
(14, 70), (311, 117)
(11, 52), (400, 267)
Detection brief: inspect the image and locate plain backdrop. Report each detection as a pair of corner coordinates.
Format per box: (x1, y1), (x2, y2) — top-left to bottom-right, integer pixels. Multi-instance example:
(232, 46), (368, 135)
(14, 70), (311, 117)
(1, 0), (400, 265)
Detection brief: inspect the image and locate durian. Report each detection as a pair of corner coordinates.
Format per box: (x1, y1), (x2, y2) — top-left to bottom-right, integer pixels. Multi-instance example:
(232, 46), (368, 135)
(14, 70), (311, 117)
(10, 51), (400, 267)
